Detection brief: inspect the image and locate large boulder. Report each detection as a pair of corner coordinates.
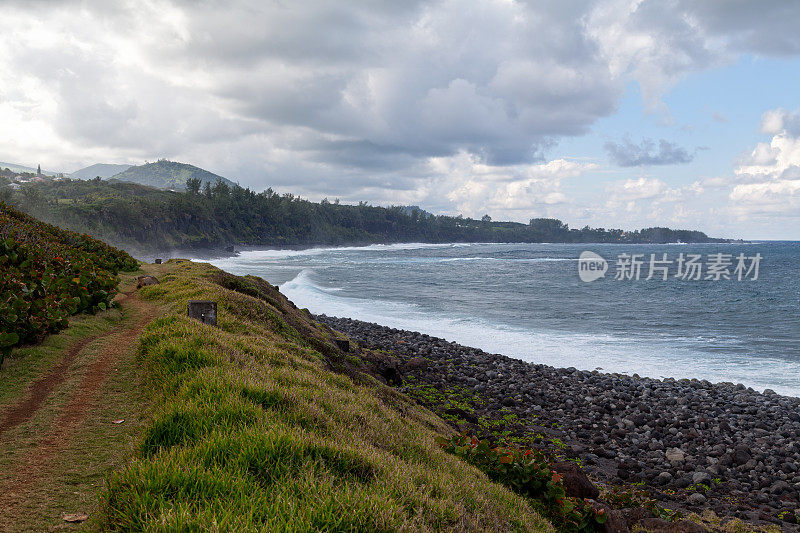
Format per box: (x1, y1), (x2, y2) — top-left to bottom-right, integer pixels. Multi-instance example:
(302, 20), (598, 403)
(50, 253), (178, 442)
(136, 275), (159, 289)
(552, 461), (599, 499)
(592, 503), (629, 533)
(666, 448), (685, 464)
(361, 350), (403, 385)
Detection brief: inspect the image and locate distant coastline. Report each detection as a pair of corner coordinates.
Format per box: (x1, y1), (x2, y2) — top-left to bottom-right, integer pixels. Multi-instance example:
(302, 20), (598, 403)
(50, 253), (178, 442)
(1, 175), (731, 257)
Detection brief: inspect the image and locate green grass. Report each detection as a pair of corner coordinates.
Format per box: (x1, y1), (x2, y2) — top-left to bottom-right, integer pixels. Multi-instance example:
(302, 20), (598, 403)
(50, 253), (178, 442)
(100, 260), (553, 531)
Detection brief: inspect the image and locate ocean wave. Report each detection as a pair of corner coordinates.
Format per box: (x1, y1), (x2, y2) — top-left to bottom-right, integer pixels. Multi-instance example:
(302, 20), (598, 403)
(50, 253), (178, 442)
(278, 269), (800, 396)
(234, 242), (478, 260)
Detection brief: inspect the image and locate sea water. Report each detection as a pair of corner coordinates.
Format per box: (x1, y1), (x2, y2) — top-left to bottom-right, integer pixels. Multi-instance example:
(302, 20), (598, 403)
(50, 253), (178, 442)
(205, 242), (800, 396)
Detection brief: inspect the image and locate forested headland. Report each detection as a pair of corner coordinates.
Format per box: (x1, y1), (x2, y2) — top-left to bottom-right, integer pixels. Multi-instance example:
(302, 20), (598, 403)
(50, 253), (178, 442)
(1, 176), (727, 254)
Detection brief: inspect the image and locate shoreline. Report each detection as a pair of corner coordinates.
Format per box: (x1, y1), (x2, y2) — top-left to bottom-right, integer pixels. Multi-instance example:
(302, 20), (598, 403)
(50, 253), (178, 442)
(136, 238), (762, 264)
(316, 313), (800, 526)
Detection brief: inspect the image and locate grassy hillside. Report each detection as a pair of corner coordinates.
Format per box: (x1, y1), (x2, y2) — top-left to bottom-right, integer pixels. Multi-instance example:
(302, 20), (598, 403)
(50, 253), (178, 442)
(70, 163), (132, 180)
(102, 259), (552, 531)
(109, 159), (236, 190)
(0, 202), (138, 364)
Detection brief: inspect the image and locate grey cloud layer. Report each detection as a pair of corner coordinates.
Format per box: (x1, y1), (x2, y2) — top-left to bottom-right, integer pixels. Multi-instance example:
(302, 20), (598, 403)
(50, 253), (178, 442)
(604, 138), (694, 167)
(3, 0), (800, 205)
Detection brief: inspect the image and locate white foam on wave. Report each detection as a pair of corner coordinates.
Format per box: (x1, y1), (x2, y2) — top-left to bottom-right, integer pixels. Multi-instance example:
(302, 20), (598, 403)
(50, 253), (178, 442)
(209, 250), (575, 268)
(241, 242), (472, 259)
(438, 257), (575, 263)
(204, 243), (477, 276)
(281, 269), (800, 397)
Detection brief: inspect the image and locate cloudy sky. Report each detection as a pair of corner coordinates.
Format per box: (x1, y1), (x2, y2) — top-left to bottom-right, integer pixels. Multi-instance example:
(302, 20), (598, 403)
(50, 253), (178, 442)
(1, 0), (799, 239)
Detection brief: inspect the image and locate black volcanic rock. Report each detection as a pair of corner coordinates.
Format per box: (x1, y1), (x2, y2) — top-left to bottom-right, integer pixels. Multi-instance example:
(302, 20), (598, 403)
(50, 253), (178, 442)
(315, 314), (800, 525)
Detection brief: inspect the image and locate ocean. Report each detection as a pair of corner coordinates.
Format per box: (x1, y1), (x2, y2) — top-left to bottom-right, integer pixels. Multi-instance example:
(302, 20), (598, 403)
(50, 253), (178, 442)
(204, 241), (800, 396)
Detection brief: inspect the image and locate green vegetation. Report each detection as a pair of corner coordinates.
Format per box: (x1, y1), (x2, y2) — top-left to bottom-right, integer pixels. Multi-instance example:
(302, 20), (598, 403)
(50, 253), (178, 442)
(101, 260), (552, 531)
(0, 202), (138, 364)
(601, 484), (677, 521)
(436, 435), (606, 532)
(6, 175), (724, 252)
(107, 159), (236, 190)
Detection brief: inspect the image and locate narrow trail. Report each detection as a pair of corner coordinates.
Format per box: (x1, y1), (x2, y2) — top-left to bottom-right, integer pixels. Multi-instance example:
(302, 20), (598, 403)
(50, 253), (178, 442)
(0, 332), (103, 439)
(0, 290), (158, 526)
(0, 292), (135, 438)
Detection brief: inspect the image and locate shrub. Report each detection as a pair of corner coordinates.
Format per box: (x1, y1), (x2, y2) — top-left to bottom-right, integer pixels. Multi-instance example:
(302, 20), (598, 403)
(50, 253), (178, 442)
(437, 434), (607, 532)
(0, 202), (138, 363)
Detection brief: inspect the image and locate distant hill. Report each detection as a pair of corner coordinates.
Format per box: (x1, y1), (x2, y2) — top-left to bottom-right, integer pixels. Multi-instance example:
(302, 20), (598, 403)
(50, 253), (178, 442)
(109, 160), (236, 190)
(70, 163), (132, 179)
(0, 161), (60, 176)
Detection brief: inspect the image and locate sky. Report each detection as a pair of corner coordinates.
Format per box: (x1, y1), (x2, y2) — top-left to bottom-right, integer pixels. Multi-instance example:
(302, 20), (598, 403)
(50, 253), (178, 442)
(1, 0), (799, 239)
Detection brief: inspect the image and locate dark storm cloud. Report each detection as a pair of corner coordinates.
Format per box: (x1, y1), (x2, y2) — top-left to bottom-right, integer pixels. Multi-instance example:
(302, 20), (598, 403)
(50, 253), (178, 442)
(605, 138), (694, 167)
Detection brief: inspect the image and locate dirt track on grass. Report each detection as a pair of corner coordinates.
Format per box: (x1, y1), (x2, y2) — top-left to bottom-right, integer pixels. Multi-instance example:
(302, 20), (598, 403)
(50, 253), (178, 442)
(0, 291), (158, 526)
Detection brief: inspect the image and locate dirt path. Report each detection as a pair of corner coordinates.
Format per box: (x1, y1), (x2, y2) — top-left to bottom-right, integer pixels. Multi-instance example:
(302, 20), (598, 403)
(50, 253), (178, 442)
(0, 290), (158, 528)
(0, 332), (102, 439)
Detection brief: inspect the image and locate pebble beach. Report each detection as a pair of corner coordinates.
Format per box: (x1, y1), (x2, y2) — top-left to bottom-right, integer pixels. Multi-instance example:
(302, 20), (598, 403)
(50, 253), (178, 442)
(317, 314), (800, 526)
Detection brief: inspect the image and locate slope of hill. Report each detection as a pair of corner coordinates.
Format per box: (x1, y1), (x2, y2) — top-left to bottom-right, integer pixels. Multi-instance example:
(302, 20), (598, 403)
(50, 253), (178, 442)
(0, 161), (59, 176)
(109, 160), (236, 190)
(99, 260), (554, 531)
(70, 163), (132, 179)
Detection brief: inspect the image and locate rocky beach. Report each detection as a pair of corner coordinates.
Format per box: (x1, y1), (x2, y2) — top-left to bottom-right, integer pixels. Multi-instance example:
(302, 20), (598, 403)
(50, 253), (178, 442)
(317, 314), (800, 528)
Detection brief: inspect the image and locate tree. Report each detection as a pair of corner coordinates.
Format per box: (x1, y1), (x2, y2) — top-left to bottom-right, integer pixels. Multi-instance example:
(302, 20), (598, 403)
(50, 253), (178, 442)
(19, 184), (44, 208)
(481, 214), (492, 223)
(0, 187), (13, 205)
(212, 179), (230, 198)
(186, 177), (201, 195)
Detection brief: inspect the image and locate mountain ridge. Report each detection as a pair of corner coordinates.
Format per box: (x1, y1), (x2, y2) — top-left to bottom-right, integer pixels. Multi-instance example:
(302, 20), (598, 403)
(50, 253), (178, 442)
(108, 159), (237, 190)
(70, 163), (132, 179)
(0, 161), (60, 176)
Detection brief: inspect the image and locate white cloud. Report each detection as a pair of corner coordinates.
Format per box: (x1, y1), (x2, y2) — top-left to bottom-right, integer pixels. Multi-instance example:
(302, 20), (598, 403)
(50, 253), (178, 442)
(606, 176), (666, 202)
(2, 0), (800, 237)
(2, 1), (798, 173)
(730, 181), (800, 213)
(428, 151), (597, 218)
(730, 110), (800, 217)
(759, 108), (800, 137)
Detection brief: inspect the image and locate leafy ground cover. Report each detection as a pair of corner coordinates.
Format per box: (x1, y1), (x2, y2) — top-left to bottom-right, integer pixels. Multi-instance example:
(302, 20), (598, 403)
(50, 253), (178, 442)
(436, 435), (607, 532)
(0, 202), (138, 364)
